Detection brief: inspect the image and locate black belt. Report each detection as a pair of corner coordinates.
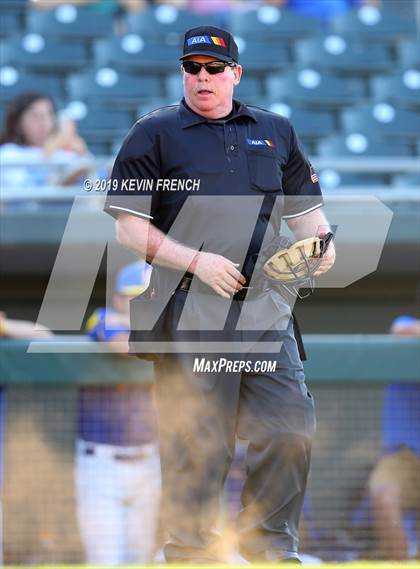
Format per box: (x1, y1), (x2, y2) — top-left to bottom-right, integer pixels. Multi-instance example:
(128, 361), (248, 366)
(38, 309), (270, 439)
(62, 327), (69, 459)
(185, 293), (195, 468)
(83, 447), (152, 461)
(178, 276), (260, 301)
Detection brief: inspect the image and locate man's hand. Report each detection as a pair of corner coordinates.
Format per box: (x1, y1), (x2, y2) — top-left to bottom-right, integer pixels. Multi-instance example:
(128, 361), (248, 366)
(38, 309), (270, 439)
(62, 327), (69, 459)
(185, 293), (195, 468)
(193, 252), (246, 299)
(116, 214), (246, 298)
(313, 239), (336, 277)
(0, 311), (54, 339)
(287, 210), (336, 277)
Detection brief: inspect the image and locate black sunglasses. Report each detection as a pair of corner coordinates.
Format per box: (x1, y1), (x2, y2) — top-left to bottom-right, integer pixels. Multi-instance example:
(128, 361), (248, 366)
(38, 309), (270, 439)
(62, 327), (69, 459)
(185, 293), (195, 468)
(182, 60), (237, 75)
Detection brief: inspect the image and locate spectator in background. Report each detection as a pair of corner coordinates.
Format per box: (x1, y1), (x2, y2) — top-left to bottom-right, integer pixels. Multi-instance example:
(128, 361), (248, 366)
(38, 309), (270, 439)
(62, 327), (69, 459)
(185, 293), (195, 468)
(0, 92), (92, 191)
(76, 261), (161, 566)
(187, 0), (235, 14)
(368, 316), (420, 560)
(250, 0), (381, 21)
(30, 0), (151, 12)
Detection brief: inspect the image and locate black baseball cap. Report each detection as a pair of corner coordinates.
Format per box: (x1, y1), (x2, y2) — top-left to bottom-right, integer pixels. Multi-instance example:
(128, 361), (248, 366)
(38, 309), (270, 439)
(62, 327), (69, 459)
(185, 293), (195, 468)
(180, 26), (239, 64)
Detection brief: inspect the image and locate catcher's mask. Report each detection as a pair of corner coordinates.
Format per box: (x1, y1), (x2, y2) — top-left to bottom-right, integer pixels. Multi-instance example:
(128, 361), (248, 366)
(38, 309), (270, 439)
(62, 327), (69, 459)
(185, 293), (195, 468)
(263, 232), (334, 299)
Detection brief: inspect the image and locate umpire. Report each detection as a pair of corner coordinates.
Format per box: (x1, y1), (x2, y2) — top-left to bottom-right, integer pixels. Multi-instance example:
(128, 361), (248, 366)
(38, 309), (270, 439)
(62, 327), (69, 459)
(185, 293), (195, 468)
(105, 26), (335, 564)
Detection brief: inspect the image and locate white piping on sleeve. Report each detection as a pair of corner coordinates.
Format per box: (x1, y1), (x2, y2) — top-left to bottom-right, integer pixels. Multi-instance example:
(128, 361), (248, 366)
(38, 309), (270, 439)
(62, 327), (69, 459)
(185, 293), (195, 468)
(108, 205), (153, 220)
(282, 202), (323, 220)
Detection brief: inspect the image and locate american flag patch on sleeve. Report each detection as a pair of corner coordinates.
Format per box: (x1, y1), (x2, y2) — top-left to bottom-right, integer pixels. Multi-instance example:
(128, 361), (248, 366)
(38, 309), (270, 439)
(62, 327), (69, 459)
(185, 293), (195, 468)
(310, 164), (318, 183)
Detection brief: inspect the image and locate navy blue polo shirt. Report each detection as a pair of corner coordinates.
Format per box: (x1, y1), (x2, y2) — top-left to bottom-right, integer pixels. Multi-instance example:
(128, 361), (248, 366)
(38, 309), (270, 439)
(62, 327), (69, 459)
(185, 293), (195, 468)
(382, 384), (420, 456)
(105, 99), (323, 281)
(78, 385), (157, 446)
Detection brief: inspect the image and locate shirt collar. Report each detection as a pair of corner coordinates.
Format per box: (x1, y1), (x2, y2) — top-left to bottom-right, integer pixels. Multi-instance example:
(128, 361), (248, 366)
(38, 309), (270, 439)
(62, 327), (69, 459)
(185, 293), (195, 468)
(179, 98), (258, 128)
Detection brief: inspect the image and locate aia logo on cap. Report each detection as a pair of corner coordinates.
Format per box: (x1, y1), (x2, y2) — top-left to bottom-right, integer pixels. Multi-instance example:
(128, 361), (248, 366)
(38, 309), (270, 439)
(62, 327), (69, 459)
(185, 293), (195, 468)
(247, 138), (275, 148)
(187, 35), (227, 47)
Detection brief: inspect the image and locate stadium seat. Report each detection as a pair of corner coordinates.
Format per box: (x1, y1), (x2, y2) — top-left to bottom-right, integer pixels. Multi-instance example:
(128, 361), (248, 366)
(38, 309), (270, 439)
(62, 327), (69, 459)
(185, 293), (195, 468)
(317, 133), (412, 157)
(165, 73), (184, 100)
(235, 39), (290, 74)
(392, 173), (420, 188)
(295, 35), (393, 76)
(67, 68), (162, 108)
(318, 170), (388, 189)
(267, 103), (336, 140)
(397, 38), (420, 68)
(0, 12), (21, 37)
(330, 5), (416, 41)
(341, 104), (420, 140)
(234, 77), (263, 102)
(93, 36), (179, 75)
(63, 102), (134, 144)
(0, 66), (63, 104)
(137, 99), (177, 118)
(266, 70), (365, 109)
(371, 72), (420, 111)
(86, 141), (112, 157)
(229, 6), (319, 41)
(2, 0), (26, 15)
(1, 34), (88, 74)
(26, 5), (115, 40)
(125, 5), (217, 46)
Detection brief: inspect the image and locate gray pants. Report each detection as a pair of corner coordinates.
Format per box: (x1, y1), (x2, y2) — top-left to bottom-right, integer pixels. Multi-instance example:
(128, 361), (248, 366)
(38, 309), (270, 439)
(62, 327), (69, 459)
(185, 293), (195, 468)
(153, 293), (316, 563)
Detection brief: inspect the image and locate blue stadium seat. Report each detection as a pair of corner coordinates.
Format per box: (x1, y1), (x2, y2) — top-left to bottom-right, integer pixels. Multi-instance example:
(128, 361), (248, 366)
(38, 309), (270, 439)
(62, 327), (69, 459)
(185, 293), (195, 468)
(2, 34), (88, 74)
(267, 102), (336, 140)
(86, 142), (112, 157)
(371, 72), (420, 111)
(26, 5), (115, 40)
(234, 77), (263, 102)
(341, 104), (420, 140)
(93, 36), (178, 75)
(317, 133), (412, 157)
(266, 70), (364, 109)
(63, 102), (134, 144)
(236, 39), (290, 74)
(67, 68), (162, 108)
(125, 5), (217, 46)
(295, 35), (393, 76)
(0, 66), (63, 104)
(318, 170), (387, 189)
(0, 12), (21, 37)
(330, 5), (416, 41)
(137, 99), (177, 118)
(165, 73), (183, 101)
(229, 6), (318, 41)
(392, 173), (420, 188)
(2, 0), (26, 15)
(397, 38), (420, 68)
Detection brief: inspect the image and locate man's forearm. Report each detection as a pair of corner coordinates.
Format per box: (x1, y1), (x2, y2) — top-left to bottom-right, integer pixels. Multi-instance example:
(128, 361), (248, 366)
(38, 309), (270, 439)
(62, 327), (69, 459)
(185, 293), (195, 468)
(116, 213), (199, 272)
(286, 207), (332, 240)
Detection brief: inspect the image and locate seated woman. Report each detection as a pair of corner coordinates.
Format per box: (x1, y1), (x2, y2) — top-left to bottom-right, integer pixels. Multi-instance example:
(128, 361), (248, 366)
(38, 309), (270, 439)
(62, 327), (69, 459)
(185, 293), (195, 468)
(0, 91), (92, 191)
